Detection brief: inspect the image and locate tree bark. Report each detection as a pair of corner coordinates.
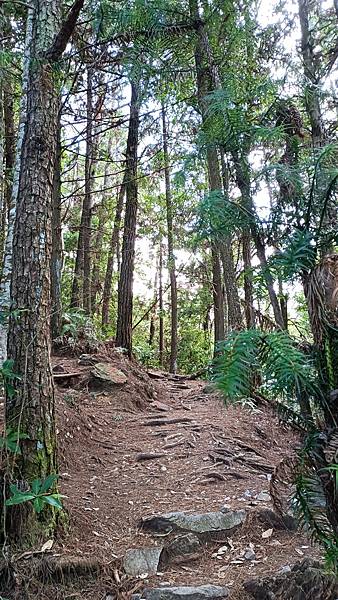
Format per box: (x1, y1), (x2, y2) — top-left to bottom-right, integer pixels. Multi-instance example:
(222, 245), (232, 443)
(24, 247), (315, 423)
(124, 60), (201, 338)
(232, 150), (285, 329)
(161, 103), (178, 373)
(51, 121), (63, 340)
(219, 148), (243, 330)
(148, 260), (158, 347)
(5, 0), (83, 542)
(101, 172), (126, 327)
(91, 134), (113, 316)
(115, 78), (140, 355)
(158, 239), (164, 366)
(70, 66), (95, 312)
(220, 240), (242, 330)
(0, 9), (33, 366)
(298, 0), (325, 149)
(189, 0), (228, 349)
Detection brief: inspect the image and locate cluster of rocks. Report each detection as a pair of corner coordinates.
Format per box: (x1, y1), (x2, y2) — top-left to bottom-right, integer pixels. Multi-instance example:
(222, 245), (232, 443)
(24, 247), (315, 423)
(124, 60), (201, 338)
(119, 506), (335, 600)
(123, 509), (246, 578)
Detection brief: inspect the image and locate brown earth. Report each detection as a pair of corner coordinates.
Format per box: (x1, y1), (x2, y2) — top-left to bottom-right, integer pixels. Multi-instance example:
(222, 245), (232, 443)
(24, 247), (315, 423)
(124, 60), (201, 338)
(2, 350), (322, 599)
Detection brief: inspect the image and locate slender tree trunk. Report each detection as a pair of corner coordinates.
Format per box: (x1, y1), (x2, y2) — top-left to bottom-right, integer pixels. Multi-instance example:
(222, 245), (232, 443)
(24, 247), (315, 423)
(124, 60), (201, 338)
(115, 78), (140, 355)
(158, 239), (164, 366)
(161, 104), (178, 373)
(298, 0), (325, 149)
(148, 261), (158, 347)
(71, 66), (95, 312)
(91, 135), (113, 315)
(189, 0), (227, 349)
(242, 233), (255, 328)
(0, 82), (5, 272)
(219, 148), (243, 330)
(102, 173), (126, 326)
(51, 120), (63, 340)
(220, 240), (242, 330)
(232, 150), (285, 329)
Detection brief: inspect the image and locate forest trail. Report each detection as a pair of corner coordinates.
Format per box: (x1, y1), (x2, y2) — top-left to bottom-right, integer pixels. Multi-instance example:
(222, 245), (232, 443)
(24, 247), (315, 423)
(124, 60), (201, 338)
(48, 352), (320, 599)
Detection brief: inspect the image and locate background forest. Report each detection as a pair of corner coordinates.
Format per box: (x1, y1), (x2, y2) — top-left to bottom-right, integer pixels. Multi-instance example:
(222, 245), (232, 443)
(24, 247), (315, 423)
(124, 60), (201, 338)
(0, 0), (338, 589)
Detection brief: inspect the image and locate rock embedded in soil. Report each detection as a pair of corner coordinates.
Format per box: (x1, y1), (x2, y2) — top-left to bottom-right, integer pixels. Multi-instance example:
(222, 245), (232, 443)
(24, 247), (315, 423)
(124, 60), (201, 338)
(123, 546), (163, 576)
(160, 533), (201, 566)
(244, 547), (256, 561)
(257, 508), (298, 531)
(90, 363), (128, 386)
(78, 353), (98, 366)
(256, 491), (271, 502)
(244, 558), (338, 600)
(140, 510), (246, 538)
(139, 585), (230, 600)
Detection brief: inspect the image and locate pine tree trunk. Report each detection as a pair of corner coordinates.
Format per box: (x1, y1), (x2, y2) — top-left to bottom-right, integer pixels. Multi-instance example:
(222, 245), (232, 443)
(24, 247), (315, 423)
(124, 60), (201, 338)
(242, 232), (255, 328)
(219, 149), (243, 330)
(102, 173), (126, 327)
(0, 9), (33, 366)
(71, 66), (95, 312)
(115, 79), (140, 355)
(51, 121), (63, 340)
(148, 263), (158, 347)
(158, 239), (164, 366)
(6, 0), (61, 540)
(5, 0), (83, 542)
(91, 132), (112, 316)
(189, 2), (226, 348)
(161, 104), (178, 373)
(220, 240), (242, 330)
(232, 150), (285, 329)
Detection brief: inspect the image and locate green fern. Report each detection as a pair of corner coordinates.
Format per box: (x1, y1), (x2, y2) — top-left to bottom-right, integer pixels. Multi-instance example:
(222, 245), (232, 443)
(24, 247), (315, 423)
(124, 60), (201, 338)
(214, 328), (318, 410)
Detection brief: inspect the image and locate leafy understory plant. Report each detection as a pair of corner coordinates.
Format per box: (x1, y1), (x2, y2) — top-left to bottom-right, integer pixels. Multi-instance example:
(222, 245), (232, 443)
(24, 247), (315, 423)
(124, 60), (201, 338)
(213, 328), (317, 409)
(0, 428), (29, 454)
(6, 474), (65, 514)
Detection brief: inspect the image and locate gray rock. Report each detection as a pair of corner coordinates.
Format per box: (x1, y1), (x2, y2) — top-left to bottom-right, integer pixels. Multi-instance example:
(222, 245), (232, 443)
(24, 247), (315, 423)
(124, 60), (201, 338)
(124, 546), (163, 576)
(140, 510), (245, 538)
(257, 508), (297, 531)
(244, 547), (256, 561)
(140, 585), (229, 600)
(256, 492), (271, 502)
(160, 534), (201, 566)
(78, 354), (98, 366)
(244, 558), (338, 600)
(91, 363), (128, 386)
(277, 565), (291, 575)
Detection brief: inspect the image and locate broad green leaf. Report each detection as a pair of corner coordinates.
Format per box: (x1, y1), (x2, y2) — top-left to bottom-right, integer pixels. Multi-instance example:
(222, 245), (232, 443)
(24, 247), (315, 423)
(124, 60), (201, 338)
(6, 494), (36, 506)
(39, 474), (58, 493)
(42, 495), (63, 510)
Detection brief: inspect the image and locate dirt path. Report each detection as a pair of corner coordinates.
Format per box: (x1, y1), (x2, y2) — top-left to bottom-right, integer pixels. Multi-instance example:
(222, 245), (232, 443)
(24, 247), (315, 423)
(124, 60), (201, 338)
(53, 361), (319, 599)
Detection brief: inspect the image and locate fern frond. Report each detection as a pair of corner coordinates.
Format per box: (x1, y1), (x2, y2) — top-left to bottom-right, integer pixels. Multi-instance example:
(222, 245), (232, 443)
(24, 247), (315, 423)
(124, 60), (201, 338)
(213, 329), (262, 400)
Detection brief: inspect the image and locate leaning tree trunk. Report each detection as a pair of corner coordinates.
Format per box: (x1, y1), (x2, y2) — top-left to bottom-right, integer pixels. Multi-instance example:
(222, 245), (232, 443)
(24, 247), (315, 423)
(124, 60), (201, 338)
(115, 78), (140, 355)
(161, 103), (178, 373)
(5, 0), (83, 542)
